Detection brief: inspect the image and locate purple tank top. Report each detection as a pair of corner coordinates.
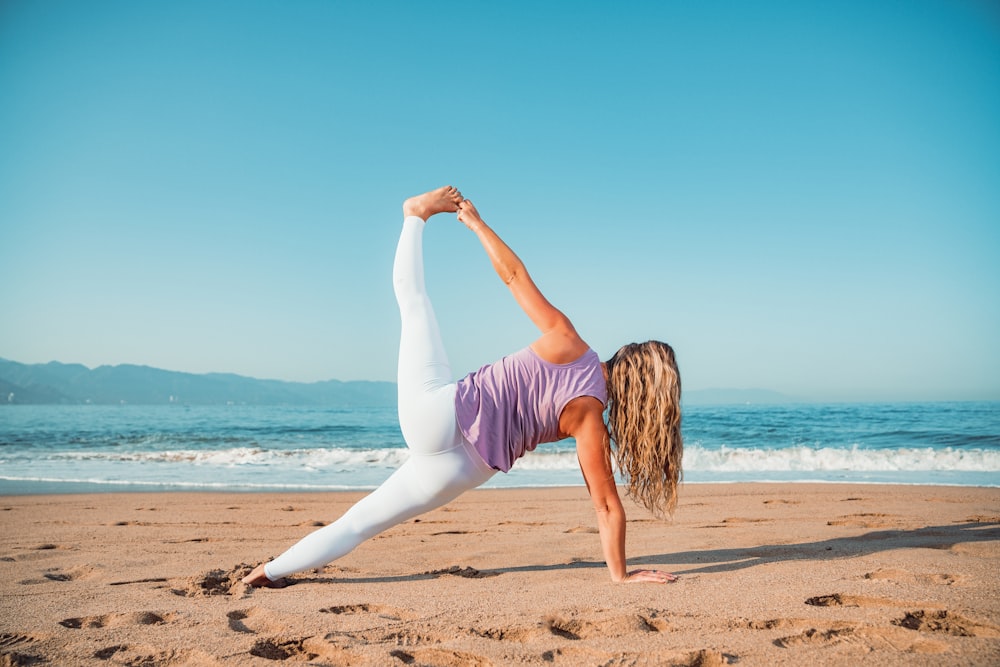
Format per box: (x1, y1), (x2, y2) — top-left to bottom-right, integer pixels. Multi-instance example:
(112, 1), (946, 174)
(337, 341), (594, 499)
(455, 347), (608, 472)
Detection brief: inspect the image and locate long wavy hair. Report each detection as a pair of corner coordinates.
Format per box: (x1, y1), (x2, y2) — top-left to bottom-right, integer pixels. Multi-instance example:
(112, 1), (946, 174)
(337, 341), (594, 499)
(605, 340), (683, 518)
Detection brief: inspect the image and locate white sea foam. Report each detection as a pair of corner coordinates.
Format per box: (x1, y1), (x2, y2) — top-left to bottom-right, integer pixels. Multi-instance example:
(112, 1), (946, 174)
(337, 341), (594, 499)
(514, 445), (1000, 473)
(27, 444), (1000, 473)
(683, 444), (1000, 472)
(43, 447), (412, 469)
(0, 475), (372, 491)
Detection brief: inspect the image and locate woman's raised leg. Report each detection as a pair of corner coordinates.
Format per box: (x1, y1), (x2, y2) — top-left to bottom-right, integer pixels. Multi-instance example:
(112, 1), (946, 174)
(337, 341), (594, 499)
(394, 186), (465, 454)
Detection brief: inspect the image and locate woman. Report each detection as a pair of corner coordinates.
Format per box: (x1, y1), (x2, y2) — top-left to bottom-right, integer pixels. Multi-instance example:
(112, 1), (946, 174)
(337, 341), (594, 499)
(243, 186), (682, 586)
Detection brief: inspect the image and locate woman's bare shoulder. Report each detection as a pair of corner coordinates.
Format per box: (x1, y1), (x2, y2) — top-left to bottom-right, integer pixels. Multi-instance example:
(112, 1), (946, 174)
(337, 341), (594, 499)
(529, 327), (591, 365)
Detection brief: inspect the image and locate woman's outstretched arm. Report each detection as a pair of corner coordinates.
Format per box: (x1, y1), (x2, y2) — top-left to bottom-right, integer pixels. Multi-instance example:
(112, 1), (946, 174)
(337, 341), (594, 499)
(457, 200), (587, 362)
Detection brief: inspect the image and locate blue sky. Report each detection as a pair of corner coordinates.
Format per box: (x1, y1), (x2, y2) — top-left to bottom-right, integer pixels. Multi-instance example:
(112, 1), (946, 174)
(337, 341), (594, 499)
(1, 1), (998, 402)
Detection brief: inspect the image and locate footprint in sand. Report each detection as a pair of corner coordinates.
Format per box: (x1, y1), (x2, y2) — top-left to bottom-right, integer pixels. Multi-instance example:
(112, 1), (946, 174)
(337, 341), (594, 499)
(864, 568), (963, 586)
(170, 564), (253, 597)
(544, 610), (669, 640)
(893, 609), (1000, 638)
(93, 644), (128, 659)
(0, 634), (42, 650)
(59, 611), (176, 630)
(42, 564), (99, 582)
(0, 633), (45, 666)
(320, 604), (413, 622)
(805, 593), (916, 608)
(390, 647), (491, 667)
(250, 637), (319, 661)
(227, 610), (255, 634)
(91, 644), (223, 665)
(668, 649), (734, 667)
(326, 626), (445, 649)
(13, 544), (69, 564)
(738, 616), (950, 655)
(230, 607), (348, 637)
(16, 578), (50, 586)
(737, 618), (815, 631)
(1, 650), (46, 667)
(776, 625), (854, 647)
(774, 624), (949, 654)
(421, 565), (499, 579)
(226, 608), (288, 636)
(471, 625), (546, 643)
(480, 611), (671, 643)
(542, 647), (618, 665)
(542, 646), (730, 667)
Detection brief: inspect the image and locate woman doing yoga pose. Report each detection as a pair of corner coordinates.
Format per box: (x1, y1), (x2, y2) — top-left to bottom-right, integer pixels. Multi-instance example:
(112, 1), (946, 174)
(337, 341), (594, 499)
(243, 186), (682, 586)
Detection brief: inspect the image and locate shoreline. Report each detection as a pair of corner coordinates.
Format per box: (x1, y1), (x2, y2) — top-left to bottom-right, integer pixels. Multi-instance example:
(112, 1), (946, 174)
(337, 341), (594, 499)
(2, 478), (997, 496)
(2, 483), (998, 665)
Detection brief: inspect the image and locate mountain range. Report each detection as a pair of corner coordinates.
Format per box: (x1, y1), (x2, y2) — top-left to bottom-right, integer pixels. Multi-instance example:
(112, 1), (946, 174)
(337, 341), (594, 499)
(0, 358), (396, 407)
(0, 358), (796, 406)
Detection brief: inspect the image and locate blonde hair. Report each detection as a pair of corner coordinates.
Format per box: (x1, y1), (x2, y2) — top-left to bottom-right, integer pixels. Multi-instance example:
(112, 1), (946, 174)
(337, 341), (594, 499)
(605, 341), (683, 518)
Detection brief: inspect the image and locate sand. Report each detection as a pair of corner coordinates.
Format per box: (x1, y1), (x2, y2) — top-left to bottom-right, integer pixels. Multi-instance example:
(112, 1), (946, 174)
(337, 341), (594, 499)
(1, 484), (998, 666)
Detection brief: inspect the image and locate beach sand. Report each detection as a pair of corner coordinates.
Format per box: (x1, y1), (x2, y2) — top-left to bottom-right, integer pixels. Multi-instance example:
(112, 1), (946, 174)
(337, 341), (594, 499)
(1, 484), (997, 666)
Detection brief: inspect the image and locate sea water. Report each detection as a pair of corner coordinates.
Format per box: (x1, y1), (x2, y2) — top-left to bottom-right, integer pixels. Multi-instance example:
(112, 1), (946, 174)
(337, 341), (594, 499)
(0, 402), (997, 493)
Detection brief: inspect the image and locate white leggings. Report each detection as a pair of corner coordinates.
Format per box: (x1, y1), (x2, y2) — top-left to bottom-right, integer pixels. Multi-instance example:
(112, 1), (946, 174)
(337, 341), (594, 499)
(263, 216), (496, 580)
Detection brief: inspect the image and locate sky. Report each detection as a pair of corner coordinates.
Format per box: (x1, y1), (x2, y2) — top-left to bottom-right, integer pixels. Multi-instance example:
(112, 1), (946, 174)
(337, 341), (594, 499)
(1, 1), (998, 402)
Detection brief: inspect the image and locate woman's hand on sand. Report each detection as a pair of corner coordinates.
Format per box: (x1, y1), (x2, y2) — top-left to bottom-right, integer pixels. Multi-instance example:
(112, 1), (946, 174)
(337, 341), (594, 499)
(623, 569), (678, 584)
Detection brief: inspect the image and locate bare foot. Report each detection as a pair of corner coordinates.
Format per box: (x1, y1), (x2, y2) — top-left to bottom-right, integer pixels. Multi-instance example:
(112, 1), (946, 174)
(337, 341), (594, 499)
(242, 563), (288, 589)
(403, 185), (463, 221)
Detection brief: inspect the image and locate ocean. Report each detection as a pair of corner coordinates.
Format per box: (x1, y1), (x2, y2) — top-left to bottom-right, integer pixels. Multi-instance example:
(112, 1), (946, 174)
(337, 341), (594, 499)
(0, 402), (997, 494)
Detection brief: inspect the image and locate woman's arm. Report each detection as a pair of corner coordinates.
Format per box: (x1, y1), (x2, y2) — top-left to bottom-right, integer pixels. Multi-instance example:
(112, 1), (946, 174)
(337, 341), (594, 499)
(457, 200), (587, 361)
(568, 401), (679, 584)
(574, 408), (628, 581)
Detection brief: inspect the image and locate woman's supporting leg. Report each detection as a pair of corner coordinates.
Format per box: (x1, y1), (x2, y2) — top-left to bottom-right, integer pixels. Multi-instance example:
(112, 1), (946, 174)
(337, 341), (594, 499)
(262, 436), (494, 579)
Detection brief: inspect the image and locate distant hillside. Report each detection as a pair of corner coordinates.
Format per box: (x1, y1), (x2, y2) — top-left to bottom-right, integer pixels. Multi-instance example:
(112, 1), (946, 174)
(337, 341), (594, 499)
(0, 358), (798, 408)
(0, 358), (396, 407)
